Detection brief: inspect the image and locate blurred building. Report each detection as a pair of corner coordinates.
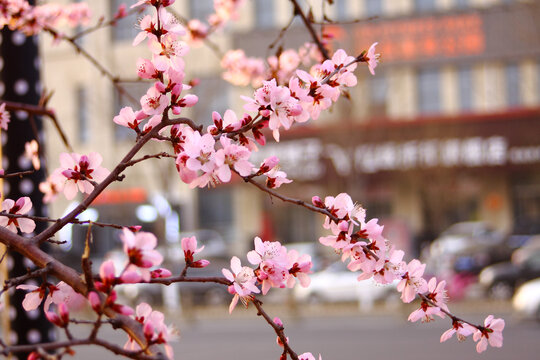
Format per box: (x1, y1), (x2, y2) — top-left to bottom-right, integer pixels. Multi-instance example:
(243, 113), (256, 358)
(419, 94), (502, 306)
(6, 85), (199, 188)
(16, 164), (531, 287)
(40, 0), (540, 261)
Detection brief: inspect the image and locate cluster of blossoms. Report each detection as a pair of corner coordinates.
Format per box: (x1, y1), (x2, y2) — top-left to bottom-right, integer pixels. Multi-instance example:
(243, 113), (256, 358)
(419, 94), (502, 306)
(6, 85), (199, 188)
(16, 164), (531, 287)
(89, 228), (175, 354)
(313, 192), (504, 353)
(125, 303), (175, 359)
(222, 236), (313, 313)
(41, 152), (110, 202)
(221, 43), (324, 88)
(2, 1), (506, 359)
(0, 0), (90, 35)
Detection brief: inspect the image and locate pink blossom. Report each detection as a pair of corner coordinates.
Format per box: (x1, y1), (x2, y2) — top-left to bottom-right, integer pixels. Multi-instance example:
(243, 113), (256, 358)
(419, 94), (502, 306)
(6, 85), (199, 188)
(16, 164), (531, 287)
(183, 132), (216, 173)
(319, 220), (352, 250)
(473, 315), (505, 353)
(126, 302), (176, 359)
(295, 70), (334, 120)
(17, 282), (62, 312)
(440, 320), (476, 343)
(39, 170), (65, 204)
(17, 284), (46, 311)
(24, 140), (40, 170)
(322, 193), (365, 229)
(327, 48), (358, 87)
(121, 228), (163, 270)
(58, 152), (110, 200)
(113, 106), (146, 129)
(298, 353), (321, 360)
(247, 237), (290, 294)
(0, 103), (10, 130)
(113, 3), (127, 19)
(265, 167), (292, 189)
(396, 259), (428, 303)
(256, 156), (279, 175)
(140, 85), (168, 116)
(371, 246), (405, 284)
(88, 291), (101, 312)
(214, 135), (253, 182)
(364, 42), (380, 76)
(222, 256), (260, 313)
(208, 109), (244, 135)
(0, 197), (36, 233)
(181, 235), (209, 268)
(150, 33), (188, 72)
(286, 249), (312, 288)
(151, 268), (173, 278)
(221, 49), (266, 87)
(186, 19), (208, 46)
(53, 281), (87, 312)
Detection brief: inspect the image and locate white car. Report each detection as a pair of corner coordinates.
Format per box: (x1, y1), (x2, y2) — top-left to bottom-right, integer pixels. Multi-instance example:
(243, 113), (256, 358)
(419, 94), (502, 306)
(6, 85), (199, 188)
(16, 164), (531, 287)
(512, 277), (540, 321)
(294, 261), (398, 311)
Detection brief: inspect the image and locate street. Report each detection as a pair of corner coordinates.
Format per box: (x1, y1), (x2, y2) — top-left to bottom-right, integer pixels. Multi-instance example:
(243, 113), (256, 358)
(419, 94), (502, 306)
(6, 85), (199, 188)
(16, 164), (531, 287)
(67, 301), (540, 360)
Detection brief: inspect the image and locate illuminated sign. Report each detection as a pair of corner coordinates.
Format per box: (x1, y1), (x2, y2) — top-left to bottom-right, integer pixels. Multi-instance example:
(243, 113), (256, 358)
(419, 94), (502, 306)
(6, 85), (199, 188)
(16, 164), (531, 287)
(92, 187), (147, 205)
(254, 135), (540, 179)
(354, 14), (485, 62)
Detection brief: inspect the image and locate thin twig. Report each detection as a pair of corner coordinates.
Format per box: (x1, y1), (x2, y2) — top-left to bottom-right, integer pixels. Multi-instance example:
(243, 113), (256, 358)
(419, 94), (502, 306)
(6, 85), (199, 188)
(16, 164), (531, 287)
(2, 100), (73, 152)
(289, 0), (330, 60)
(0, 170), (35, 179)
(124, 152), (176, 167)
(44, 27), (139, 106)
(252, 298), (299, 360)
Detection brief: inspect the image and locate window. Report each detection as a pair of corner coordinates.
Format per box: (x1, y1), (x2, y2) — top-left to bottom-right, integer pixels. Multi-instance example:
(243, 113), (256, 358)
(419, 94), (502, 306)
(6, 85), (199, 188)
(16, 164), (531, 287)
(335, 0), (348, 21)
(369, 73), (387, 116)
(418, 68), (440, 114)
(190, 0), (214, 21)
(365, 0), (383, 18)
(457, 65), (473, 111)
(254, 0), (275, 28)
(454, 0), (469, 9)
(505, 63), (520, 107)
(198, 187), (234, 243)
(415, 0), (436, 13)
(77, 87), (89, 143)
(113, 82), (149, 140)
(111, 0), (140, 42)
(270, 204), (317, 245)
(192, 77), (230, 127)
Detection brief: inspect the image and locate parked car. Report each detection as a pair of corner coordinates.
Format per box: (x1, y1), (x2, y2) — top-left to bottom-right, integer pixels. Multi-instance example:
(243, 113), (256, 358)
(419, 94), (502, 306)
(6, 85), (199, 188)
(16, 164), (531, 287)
(479, 248), (540, 299)
(423, 221), (509, 276)
(512, 278), (540, 321)
(176, 257), (231, 306)
(294, 261), (397, 311)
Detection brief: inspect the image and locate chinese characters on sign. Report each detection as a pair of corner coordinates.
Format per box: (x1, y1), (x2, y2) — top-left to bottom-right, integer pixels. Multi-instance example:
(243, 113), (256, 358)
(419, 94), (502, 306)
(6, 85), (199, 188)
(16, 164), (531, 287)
(254, 136), (540, 180)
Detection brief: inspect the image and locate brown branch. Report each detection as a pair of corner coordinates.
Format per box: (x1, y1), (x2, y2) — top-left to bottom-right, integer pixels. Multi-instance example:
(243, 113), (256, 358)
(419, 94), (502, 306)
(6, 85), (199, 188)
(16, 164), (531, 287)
(44, 27), (139, 106)
(124, 152), (176, 167)
(1, 264), (52, 294)
(0, 170), (35, 179)
(252, 298), (299, 360)
(82, 224), (95, 292)
(1, 337), (156, 360)
(2, 100), (73, 152)
(71, 7), (146, 41)
(0, 226), (152, 355)
(33, 116), (191, 244)
(289, 0), (330, 60)
(149, 275), (231, 286)
(240, 173), (337, 222)
(0, 212), (137, 231)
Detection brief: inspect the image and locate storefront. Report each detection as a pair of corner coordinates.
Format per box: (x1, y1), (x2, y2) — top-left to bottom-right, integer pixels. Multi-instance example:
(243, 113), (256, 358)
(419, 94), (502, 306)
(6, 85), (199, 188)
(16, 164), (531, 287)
(252, 109), (540, 253)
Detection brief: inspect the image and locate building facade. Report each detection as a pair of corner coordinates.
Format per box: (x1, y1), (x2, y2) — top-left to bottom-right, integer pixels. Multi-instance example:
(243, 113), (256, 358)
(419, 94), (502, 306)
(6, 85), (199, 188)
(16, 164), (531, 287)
(40, 0), (540, 260)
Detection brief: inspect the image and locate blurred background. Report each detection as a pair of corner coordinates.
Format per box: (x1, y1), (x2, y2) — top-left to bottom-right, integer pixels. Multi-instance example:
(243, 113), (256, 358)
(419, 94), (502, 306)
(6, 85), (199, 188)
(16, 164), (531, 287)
(33, 0), (540, 333)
